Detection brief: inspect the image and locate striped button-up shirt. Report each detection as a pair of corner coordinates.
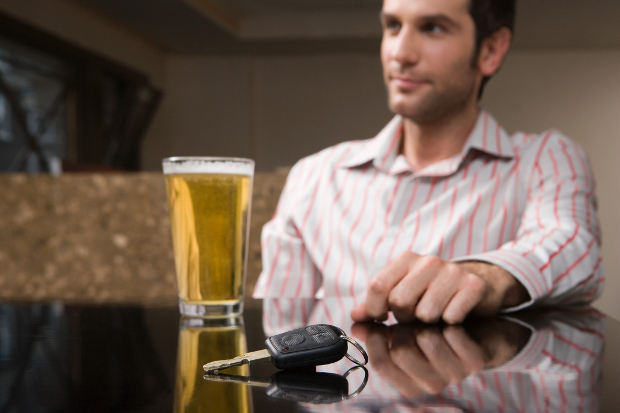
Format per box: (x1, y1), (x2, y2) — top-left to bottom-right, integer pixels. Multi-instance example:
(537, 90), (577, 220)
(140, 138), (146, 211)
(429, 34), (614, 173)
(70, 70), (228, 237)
(253, 110), (603, 309)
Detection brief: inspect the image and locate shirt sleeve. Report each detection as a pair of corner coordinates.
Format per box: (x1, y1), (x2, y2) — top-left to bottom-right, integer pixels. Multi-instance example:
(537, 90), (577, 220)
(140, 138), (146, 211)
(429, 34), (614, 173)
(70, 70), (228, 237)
(453, 132), (603, 310)
(252, 159), (322, 298)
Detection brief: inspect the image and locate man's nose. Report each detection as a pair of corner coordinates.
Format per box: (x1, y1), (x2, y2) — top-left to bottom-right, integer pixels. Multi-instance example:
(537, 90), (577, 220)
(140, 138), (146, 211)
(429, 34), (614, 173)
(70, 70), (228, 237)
(391, 28), (421, 65)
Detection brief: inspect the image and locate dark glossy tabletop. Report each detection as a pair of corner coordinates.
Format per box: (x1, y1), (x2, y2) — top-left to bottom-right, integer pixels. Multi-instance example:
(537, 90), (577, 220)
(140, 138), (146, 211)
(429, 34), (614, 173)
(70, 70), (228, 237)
(1, 298), (619, 412)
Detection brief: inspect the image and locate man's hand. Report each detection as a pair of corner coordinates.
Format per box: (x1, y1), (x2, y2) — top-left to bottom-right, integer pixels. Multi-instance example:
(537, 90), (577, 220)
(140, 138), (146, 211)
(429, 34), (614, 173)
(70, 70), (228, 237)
(350, 252), (529, 324)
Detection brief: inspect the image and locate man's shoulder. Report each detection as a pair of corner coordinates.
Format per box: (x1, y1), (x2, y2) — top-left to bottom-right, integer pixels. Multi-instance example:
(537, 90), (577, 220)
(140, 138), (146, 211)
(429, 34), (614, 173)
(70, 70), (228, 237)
(510, 128), (587, 160)
(507, 128), (592, 183)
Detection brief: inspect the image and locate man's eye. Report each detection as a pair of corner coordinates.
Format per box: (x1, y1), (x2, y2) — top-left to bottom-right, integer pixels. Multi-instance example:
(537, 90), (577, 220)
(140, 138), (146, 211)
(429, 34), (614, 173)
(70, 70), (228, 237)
(384, 20), (401, 31)
(422, 23), (445, 34)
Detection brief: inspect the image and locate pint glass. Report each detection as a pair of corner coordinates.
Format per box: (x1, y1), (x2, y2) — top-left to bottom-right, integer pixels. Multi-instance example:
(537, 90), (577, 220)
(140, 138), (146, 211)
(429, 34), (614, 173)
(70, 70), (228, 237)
(163, 157), (254, 317)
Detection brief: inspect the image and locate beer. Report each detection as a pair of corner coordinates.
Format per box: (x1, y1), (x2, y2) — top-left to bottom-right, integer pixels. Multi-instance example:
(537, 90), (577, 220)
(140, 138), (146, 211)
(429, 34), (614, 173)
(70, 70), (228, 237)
(174, 317), (251, 413)
(163, 158), (254, 317)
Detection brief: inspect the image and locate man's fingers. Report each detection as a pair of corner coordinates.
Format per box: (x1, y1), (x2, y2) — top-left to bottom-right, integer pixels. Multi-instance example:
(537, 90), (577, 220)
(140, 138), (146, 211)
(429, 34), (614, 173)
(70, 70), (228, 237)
(411, 263), (462, 323)
(350, 303), (372, 322)
(442, 274), (488, 324)
(365, 251), (421, 321)
(388, 256), (444, 323)
(354, 254), (496, 324)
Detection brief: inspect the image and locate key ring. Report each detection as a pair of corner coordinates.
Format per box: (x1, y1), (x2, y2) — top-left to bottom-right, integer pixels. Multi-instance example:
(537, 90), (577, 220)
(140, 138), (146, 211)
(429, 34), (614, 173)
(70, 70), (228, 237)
(333, 326), (369, 367)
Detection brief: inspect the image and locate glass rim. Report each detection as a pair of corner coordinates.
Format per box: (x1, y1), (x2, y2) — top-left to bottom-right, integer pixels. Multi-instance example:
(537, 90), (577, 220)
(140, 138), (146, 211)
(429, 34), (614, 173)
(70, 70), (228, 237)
(163, 156), (254, 164)
(162, 156), (255, 175)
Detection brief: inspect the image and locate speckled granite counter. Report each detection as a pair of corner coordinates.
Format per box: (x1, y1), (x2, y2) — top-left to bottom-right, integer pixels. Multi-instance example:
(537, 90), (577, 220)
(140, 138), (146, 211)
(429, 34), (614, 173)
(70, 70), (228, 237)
(0, 171), (288, 307)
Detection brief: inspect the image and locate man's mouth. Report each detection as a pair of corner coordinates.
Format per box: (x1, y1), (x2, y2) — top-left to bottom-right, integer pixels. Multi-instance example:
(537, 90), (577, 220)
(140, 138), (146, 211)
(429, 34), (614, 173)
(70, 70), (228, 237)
(390, 76), (427, 90)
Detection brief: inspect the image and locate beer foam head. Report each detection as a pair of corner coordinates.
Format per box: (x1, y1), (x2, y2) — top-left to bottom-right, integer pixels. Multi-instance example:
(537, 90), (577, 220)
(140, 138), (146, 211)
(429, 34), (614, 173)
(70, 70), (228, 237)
(163, 157), (254, 176)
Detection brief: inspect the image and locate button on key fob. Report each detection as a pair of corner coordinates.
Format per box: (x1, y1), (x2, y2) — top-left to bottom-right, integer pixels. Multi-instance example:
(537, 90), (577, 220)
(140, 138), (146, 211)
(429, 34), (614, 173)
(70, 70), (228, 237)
(267, 324), (348, 369)
(203, 324), (348, 372)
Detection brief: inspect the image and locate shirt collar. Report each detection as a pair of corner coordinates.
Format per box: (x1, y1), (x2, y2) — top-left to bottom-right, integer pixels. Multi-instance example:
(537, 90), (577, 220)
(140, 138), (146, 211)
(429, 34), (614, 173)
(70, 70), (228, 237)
(340, 115), (403, 171)
(465, 110), (515, 159)
(340, 110), (514, 176)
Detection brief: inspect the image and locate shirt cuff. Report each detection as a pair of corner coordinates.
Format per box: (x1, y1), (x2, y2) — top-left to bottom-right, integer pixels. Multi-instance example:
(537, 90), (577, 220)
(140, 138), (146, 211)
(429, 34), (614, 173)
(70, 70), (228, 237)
(452, 250), (549, 312)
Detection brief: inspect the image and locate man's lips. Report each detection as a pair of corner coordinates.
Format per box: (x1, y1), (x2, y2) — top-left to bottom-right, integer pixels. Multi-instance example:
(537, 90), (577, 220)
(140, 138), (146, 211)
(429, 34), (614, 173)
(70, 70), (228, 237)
(390, 76), (428, 90)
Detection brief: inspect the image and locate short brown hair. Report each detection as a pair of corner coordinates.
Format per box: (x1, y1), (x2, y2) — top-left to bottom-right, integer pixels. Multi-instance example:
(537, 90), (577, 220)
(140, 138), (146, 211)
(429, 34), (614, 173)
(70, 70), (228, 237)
(469, 0), (517, 98)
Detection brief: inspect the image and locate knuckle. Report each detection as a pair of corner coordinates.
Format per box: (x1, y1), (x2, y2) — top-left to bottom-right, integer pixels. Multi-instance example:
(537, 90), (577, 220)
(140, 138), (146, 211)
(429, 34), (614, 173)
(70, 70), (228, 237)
(442, 312), (465, 325)
(388, 290), (408, 310)
(419, 255), (444, 272)
(465, 274), (488, 294)
(416, 306), (440, 324)
(445, 263), (463, 279)
(397, 250), (417, 262)
(368, 277), (388, 295)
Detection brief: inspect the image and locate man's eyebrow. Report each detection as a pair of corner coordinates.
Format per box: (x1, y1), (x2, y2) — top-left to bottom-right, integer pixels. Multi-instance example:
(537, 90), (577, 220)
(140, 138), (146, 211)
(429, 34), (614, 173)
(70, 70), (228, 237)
(379, 11), (396, 21)
(418, 14), (460, 28)
(379, 11), (460, 28)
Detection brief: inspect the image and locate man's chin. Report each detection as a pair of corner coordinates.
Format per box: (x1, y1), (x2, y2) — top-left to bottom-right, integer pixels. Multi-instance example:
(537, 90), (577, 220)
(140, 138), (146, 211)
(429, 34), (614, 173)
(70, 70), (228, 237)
(388, 100), (423, 119)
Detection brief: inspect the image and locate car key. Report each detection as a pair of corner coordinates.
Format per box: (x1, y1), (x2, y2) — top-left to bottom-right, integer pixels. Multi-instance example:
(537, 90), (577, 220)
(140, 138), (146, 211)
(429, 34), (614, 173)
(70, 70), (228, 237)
(203, 324), (364, 372)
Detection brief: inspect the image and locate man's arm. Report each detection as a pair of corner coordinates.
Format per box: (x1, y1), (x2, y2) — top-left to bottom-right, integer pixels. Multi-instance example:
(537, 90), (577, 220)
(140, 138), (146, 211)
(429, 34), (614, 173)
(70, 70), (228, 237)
(352, 133), (602, 324)
(457, 133), (603, 306)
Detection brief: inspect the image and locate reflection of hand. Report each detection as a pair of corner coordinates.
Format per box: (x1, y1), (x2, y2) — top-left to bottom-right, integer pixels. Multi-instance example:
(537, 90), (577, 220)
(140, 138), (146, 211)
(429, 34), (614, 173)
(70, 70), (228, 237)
(350, 252), (528, 324)
(351, 319), (530, 398)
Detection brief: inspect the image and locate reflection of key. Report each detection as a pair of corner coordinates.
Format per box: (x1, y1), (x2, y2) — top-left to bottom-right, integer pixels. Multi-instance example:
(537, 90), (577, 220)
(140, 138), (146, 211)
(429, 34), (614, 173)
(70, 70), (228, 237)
(204, 370), (351, 405)
(203, 324), (349, 372)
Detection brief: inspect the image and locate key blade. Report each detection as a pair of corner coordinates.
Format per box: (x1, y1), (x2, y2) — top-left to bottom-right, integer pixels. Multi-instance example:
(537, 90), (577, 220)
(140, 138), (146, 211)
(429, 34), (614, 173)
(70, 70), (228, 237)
(203, 355), (246, 372)
(203, 349), (272, 372)
(242, 349), (273, 365)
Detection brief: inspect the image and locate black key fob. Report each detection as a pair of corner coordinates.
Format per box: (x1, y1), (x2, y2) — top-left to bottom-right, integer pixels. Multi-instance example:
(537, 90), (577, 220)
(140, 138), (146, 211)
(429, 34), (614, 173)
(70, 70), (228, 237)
(265, 324), (348, 369)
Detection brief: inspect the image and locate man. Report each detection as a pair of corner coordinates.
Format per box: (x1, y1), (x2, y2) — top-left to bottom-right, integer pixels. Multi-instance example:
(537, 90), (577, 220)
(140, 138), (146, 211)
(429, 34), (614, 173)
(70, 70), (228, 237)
(253, 0), (603, 324)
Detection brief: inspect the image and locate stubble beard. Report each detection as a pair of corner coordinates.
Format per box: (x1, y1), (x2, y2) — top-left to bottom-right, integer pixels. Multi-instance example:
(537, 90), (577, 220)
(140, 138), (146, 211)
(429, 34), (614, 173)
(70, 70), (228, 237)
(388, 72), (478, 126)
(386, 57), (480, 126)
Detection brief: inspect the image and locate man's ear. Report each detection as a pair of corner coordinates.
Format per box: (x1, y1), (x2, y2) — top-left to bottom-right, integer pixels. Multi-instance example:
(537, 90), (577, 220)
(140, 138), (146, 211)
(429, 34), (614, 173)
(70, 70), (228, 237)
(478, 27), (512, 77)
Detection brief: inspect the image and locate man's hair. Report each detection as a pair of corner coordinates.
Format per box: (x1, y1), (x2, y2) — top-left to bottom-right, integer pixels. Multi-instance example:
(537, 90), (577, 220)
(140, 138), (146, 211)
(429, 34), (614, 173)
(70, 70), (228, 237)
(468, 0), (517, 98)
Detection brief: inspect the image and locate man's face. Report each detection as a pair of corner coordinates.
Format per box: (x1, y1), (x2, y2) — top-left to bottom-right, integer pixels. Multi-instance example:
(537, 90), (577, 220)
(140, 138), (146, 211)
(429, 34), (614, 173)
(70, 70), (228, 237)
(381, 0), (482, 124)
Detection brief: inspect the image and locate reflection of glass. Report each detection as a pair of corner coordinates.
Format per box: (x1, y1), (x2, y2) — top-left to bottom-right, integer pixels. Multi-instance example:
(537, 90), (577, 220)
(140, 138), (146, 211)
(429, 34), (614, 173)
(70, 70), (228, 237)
(164, 157), (254, 318)
(174, 317), (252, 413)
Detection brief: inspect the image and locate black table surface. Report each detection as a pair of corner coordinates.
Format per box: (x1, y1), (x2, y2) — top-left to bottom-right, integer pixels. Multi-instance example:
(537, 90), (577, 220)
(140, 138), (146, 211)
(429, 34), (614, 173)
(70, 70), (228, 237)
(1, 298), (619, 412)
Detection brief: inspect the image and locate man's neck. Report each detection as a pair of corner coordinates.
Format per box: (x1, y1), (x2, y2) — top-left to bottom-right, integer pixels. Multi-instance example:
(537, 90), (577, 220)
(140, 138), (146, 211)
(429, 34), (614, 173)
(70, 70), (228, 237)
(400, 105), (480, 172)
